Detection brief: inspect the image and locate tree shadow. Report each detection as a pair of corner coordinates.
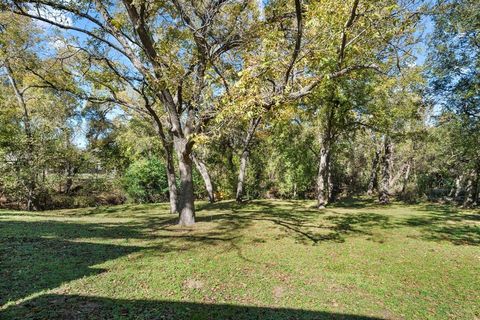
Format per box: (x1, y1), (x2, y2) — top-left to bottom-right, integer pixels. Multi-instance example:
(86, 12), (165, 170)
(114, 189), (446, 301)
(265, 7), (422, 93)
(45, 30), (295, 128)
(330, 197), (380, 209)
(401, 204), (480, 246)
(197, 201), (392, 245)
(0, 217), (232, 307)
(198, 199), (479, 246)
(1, 198), (478, 315)
(0, 237), (140, 306)
(2, 294), (385, 320)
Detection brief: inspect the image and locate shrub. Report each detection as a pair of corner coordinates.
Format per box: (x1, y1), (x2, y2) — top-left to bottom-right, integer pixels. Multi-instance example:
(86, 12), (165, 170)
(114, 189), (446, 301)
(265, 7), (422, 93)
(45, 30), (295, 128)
(123, 158), (169, 203)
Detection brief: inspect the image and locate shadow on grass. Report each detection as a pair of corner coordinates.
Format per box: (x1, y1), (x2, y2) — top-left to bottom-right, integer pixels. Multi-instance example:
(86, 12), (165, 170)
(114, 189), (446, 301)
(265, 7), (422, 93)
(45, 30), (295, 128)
(197, 200), (392, 245)
(0, 237), (140, 306)
(199, 199), (479, 246)
(1, 198), (478, 313)
(396, 203), (479, 245)
(0, 218), (230, 307)
(2, 294), (384, 320)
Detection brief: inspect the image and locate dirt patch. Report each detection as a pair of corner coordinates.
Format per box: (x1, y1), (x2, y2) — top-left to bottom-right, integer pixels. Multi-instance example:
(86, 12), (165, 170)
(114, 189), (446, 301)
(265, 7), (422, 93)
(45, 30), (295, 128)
(272, 285), (286, 299)
(183, 278), (204, 290)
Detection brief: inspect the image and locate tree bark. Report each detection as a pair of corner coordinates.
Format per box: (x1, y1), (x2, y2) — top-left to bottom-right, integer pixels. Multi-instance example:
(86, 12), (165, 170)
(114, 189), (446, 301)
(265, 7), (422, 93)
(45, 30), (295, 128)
(316, 102), (335, 209)
(449, 175), (463, 199)
(192, 153), (215, 203)
(464, 163), (480, 207)
(379, 135), (393, 204)
(327, 168), (334, 202)
(463, 175), (474, 206)
(316, 142), (330, 208)
(147, 109), (178, 214)
(401, 162), (411, 194)
(165, 148), (178, 214)
(174, 137), (195, 226)
(236, 149), (249, 202)
(236, 117), (261, 202)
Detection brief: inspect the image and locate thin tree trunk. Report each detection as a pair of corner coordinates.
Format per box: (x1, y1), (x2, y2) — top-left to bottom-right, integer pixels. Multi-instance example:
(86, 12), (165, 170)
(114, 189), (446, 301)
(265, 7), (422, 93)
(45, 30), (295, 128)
(379, 136), (392, 204)
(146, 107), (178, 214)
(452, 175), (464, 200)
(174, 137), (195, 226)
(327, 159), (334, 202)
(473, 162), (480, 206)
(192, 153), (215, 203)
(165, 147), (178, 214)
(65, 165), (73, 194)
(463, 162), (480, 207)
(5, 61), (36, 210)
(316, 103), (335, 209)
(401, 162), (411, 194)
(236, 117), (261, 202)
(463, 174), (474, 207)
(316, 143), (330, 208)
(367, 146), (381, 195)
(236, 149), (249, 202)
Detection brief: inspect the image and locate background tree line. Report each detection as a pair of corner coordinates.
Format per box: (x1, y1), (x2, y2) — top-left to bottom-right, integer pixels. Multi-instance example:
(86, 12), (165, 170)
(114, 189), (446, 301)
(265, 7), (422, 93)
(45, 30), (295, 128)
(0, 0), (478, 225)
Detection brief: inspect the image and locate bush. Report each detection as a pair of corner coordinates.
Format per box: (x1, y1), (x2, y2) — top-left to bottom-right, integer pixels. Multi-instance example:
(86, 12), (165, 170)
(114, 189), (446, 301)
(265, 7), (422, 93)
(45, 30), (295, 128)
(123, 158), (169, 203)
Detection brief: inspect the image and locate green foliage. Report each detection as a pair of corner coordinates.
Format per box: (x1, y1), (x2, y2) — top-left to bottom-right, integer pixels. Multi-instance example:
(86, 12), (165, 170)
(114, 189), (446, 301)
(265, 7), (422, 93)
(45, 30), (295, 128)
(123, 158), (169, 203)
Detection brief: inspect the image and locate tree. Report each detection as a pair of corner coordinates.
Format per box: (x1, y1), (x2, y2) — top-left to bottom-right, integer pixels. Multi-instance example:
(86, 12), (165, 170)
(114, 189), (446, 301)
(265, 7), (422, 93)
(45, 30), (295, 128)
(427, 0), (480, 205)
(0, 13), (81, 210)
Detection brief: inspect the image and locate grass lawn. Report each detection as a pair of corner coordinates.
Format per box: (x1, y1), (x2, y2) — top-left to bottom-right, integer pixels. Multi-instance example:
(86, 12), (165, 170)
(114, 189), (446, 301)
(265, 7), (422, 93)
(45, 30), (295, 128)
(0, 199), (479, 319)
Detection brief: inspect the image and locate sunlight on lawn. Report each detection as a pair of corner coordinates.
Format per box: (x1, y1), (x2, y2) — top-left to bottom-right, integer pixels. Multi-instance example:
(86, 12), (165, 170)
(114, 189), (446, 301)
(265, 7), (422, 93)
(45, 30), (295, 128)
(1, 200), (479, 319)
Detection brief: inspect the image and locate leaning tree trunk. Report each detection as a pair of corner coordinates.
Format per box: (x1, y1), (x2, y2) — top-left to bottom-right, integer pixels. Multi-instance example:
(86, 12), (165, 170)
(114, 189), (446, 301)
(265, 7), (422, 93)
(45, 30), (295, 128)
(379, 136), (393, 204)
(236, 117), (261, 202)
(192, 153), (215, 203)
(146, 104), (179, 214)
(367, 146), (381, 195)
(165, 147), (178, 214)
(174, 137), (195, 226)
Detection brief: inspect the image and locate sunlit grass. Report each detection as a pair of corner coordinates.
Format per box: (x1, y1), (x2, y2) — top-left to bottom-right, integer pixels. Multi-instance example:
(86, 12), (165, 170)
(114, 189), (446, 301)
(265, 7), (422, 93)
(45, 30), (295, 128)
(1, 199), (479, 319)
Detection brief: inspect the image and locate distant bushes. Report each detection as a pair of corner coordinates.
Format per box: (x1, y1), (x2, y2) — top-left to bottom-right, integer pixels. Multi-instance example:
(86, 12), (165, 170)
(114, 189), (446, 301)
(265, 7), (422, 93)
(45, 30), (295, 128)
(122, 158), (169, 203)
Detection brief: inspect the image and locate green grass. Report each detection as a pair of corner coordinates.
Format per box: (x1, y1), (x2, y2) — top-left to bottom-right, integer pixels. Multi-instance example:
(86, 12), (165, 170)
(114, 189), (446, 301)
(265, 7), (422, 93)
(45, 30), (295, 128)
(0, 199), (479, 319)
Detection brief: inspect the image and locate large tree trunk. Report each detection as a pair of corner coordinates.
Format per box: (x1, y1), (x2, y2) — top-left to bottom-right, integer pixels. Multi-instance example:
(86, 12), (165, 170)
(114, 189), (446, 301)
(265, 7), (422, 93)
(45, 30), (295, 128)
(174, 137), (195, 226)
(192, 153), (215, 203)
(236, 117), (261, 202)
(236, 149), (249, 202)
(379, 136), (393, 204)
(367, 146), (381, 195)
